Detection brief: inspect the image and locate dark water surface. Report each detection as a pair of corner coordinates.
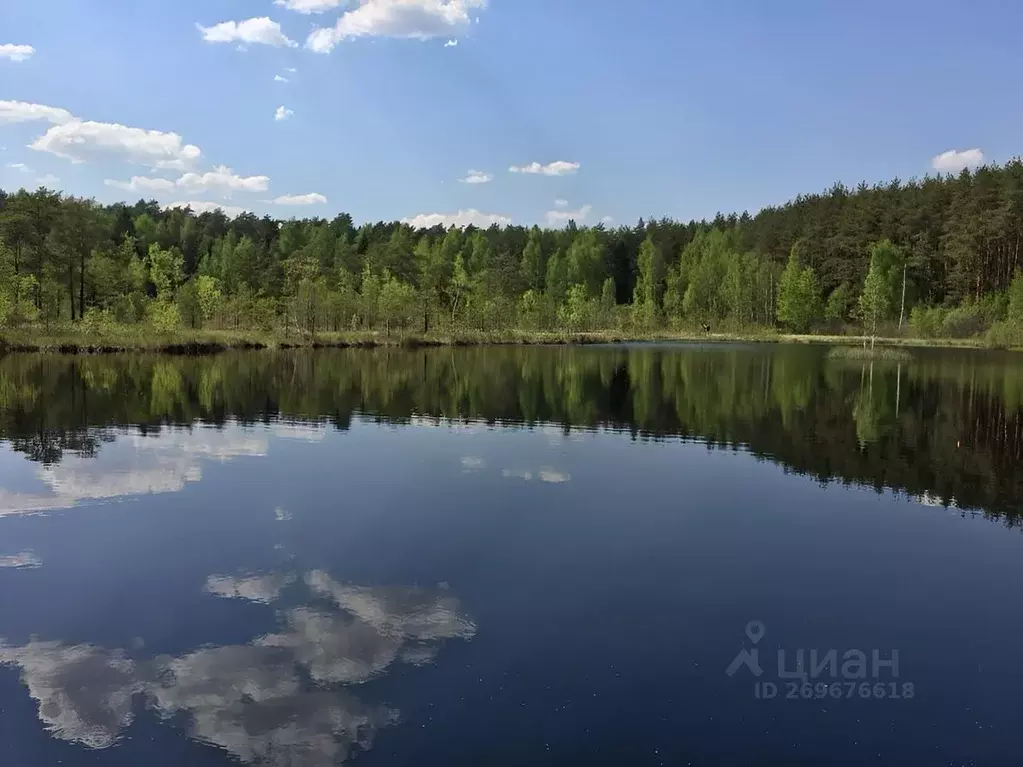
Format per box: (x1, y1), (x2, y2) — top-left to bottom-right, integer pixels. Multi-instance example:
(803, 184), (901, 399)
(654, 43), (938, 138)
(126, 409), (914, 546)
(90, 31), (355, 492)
(1, 345), (1022, 766)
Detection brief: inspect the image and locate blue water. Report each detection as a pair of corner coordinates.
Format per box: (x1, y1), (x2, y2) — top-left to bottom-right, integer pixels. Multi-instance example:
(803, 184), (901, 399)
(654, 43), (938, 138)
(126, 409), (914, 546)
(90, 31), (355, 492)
(1, 347), (1021, 765)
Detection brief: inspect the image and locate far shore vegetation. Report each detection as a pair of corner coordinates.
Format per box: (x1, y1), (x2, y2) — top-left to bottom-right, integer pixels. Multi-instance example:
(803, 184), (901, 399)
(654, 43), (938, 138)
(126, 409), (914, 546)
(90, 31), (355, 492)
(3, 160), (1023, 354)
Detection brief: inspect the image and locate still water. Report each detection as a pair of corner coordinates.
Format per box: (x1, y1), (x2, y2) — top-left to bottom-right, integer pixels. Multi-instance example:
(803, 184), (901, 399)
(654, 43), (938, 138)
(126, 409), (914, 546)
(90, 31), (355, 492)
(1, 345), (1022, 765)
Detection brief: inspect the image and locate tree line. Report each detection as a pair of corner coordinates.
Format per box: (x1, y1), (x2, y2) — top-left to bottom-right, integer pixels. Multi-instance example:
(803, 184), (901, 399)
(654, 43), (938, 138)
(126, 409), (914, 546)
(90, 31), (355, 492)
(2, 159), (1023, 340)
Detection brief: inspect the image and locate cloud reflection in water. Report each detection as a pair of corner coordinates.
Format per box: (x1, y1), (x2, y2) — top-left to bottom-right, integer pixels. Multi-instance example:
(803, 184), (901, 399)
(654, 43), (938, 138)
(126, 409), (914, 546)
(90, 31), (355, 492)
(0, 571), (475, 765)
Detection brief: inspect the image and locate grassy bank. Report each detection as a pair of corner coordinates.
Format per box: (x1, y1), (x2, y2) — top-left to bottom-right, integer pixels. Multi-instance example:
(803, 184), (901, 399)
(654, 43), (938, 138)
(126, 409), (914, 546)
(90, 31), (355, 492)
(1, 326), (1017, 355)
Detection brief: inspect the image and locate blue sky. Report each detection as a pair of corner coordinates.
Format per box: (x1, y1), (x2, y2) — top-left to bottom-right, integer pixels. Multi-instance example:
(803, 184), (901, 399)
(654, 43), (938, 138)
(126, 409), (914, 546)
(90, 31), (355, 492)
(0, 0), (1020, 228)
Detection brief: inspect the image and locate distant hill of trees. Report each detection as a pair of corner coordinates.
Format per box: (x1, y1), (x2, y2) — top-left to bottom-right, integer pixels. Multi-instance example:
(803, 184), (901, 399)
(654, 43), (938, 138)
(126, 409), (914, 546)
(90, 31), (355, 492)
(2, 160), (1022, 341)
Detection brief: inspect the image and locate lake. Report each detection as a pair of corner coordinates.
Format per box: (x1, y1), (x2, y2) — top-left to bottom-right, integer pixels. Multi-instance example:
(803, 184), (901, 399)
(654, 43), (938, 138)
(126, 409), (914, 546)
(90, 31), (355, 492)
(1, 344), (1022, 766)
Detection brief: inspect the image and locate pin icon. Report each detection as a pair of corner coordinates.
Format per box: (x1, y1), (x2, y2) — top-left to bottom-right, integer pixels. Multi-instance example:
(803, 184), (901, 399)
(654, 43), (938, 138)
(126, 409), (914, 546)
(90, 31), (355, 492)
(745, 621), (766, 645)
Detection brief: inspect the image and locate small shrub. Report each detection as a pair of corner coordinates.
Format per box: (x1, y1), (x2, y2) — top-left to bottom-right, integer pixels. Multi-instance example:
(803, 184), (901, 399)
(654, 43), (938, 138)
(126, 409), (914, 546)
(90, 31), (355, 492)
(941, 304), (986, 338)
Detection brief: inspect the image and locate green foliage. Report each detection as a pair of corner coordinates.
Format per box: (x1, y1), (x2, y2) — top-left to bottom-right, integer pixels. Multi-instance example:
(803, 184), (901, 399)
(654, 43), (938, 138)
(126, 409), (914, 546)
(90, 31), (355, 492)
(378, 272), (417, 333)
(940, 303), (986, 338)
(858, 243), (894, 342)
(520, 227), (545, 292)
(825, 282), (853, 324)
(176, 280), (201, 329)
(148, 243), (184, 300)
(559, 283), (595, 331)
(196, 275), (223, 327)
(777, 249), (822, 332)
(909, 306), (947, 338)
(566, 230), (606, 298)
(5, 161), (1023, 340)
(1009, 271), (1023, 326)
(146, 299), (182, 333)
(633, 236), (665, 312)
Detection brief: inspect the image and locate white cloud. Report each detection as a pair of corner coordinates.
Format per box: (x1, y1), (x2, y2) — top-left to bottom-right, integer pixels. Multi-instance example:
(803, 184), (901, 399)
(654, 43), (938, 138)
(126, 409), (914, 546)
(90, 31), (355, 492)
(275, 0), (346, 13)
(274, 74), (289, 83)
(269, 193), (327, 205)
(0, 44), (35, 62)
(460, 169), (492, 184)
(30, 120), (202, 170)
(107, 167), (268, 198)
(931, 148), (984, 173)
(307, 0), (486, 53)
(164, 201), (250, 217)
(444, 39), (458, 47)
(509, 160), (580, 176)
(178, 166), (270, 195)
(274, 105), (294, 121)
(105, 176), (177, 194)
(546, 204), (592, 227)
(402, 208), (511, 228)
(0, 100), (73, 125)
(554, 199), (568, 208)
(197, 17), (297, 48)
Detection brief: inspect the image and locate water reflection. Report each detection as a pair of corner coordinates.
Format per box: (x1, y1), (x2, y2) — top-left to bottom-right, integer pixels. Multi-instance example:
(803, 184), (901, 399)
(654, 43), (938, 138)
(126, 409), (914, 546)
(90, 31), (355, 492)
(0, 572), (475, 764)
(0, 346), (1021, 519)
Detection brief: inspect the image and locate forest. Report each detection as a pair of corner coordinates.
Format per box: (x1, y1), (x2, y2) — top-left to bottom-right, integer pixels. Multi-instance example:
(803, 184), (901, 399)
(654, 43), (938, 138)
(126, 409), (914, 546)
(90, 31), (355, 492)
(2, 159), (1023, 345)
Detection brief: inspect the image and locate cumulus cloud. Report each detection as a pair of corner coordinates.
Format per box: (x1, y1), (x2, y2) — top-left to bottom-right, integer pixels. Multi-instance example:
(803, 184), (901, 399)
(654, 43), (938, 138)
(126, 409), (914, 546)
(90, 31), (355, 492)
(460, 169), (492, 184)
(509, 160), (580, 176)
(274, 105), (294, 121)
(307, 0), (486, 53)
(115, 169), (268, 198)
(164, 201), (250, 217)
(0, 642), (142, 749)
(104, 176), (177, 194)
(545, 204), (592, 227)
(197, 17), (297, 48)
(0, 100), (73, 125)
(30, 120), (202, 170)
(0, 44), (35, 62)
(275, 0), (346, 13)
(178, 166), (270, 195)
(269, 193), (327, 205)
(402, 209), (511, 228)
(932, 148), (984, 173)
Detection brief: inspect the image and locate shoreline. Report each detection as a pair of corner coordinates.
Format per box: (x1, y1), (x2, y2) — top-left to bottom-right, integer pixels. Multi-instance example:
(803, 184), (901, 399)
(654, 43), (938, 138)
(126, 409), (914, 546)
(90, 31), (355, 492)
(0, 329), (1014, 355)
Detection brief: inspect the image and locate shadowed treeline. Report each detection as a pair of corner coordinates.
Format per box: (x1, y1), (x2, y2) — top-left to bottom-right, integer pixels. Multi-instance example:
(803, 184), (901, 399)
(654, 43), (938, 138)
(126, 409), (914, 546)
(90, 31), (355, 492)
(1, 346), (1021, 521)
